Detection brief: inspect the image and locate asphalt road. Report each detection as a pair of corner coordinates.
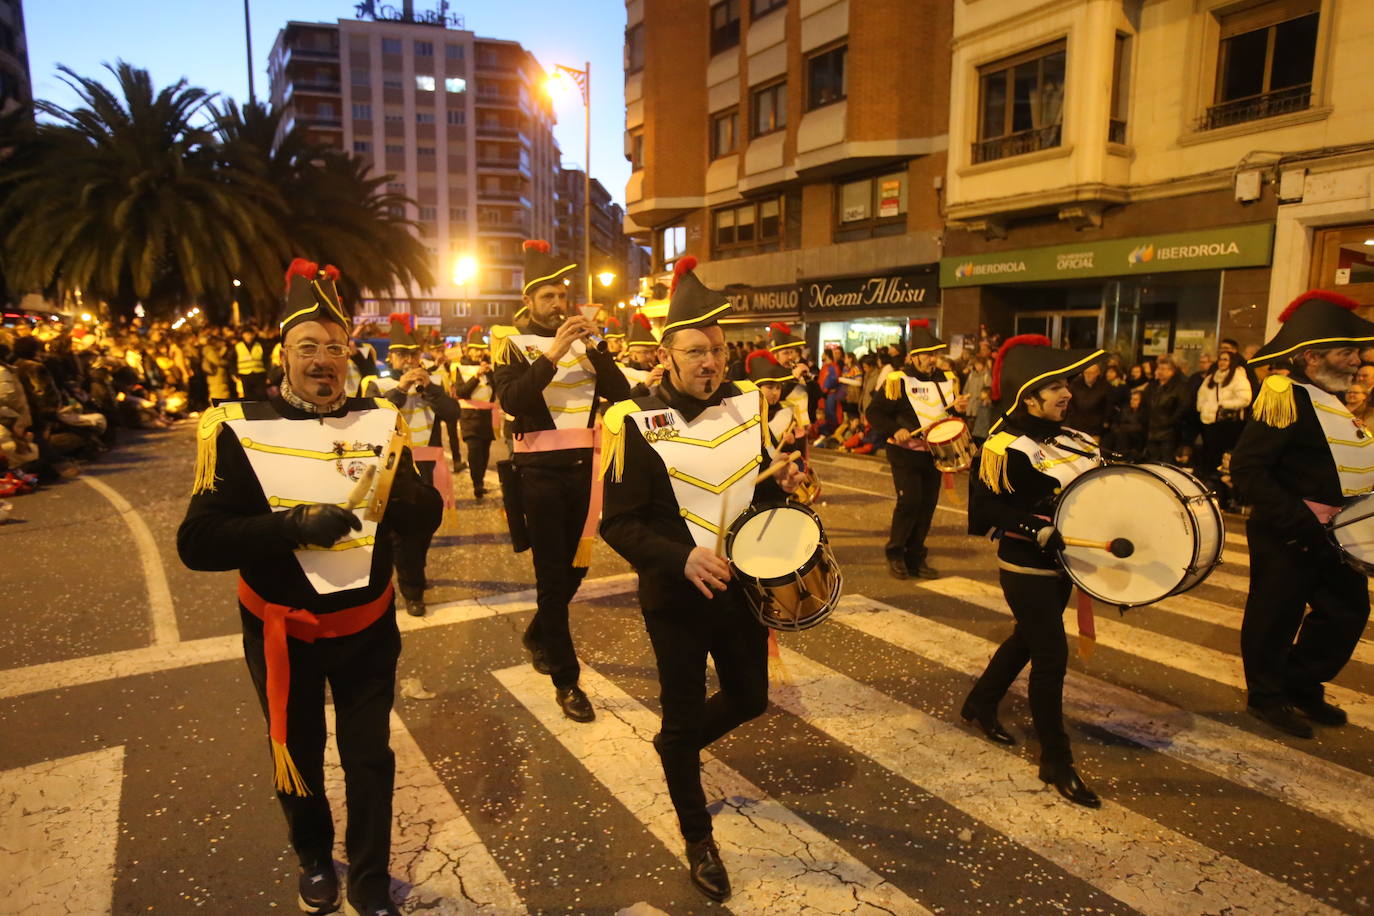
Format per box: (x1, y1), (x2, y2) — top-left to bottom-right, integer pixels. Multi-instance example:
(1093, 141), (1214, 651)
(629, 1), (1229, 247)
(3, 422), (1373, 915)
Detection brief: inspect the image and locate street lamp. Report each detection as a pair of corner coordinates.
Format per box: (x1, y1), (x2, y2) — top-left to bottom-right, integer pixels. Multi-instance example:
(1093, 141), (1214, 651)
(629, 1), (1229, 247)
(546, 61), (593, 310)
(597, 269), (616, 289)
(452, 255), (478, 285)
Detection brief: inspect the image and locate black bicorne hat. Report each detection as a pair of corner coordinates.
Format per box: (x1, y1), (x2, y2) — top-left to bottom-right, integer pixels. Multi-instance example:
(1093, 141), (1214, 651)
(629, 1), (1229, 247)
(386, 312), (423, 351)
(465, 324), (488, 350)
(625, 311), (658, 348)
(767, 320), (804, 354)
(280, 258), (349, 335)
(522, 239), (577, 297)
(907, 318), (945, 354)
(1248, 289), (1374, 365)
(663, 256), (731, 334)
(746, 348), (791, 384)
(988, 334), (1105, 433)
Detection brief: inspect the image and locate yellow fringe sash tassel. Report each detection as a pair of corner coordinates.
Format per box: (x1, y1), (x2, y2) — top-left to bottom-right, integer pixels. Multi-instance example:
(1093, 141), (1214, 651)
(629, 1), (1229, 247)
(1251, 374), (1297, 429)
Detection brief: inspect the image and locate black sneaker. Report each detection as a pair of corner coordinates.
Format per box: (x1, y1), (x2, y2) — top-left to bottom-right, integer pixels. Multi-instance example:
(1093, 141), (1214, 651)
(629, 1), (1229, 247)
(1293, 698), (1347, 726)
(1248, 703), (1315, 738)
(297, 862), (339, 914)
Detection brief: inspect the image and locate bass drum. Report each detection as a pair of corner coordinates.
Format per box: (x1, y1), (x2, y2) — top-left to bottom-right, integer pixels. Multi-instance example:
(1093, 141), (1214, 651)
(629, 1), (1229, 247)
(1330, 492), (1374, 575)
(1053, 463), (1223, 608)
(724, 502), (842, 631)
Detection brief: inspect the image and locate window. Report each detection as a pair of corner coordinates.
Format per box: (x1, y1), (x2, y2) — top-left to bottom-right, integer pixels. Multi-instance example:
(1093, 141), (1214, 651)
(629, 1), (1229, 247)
(419, 206), (437, 220)
(485, 302), (506, 317)
(974, 41), (1065, 164)
(385, 144), (405, 155)
(1202, 0), (1318, 130)
(417, 146), (436, 157)
(381, 38), (401, 55)
(388, 182), (405, 193)
(835, 171), (908, 241)
(751, 81), (787, 137)
(711, 109), (738, 158)
(752, 0), (786, 16)
(711, 0), (741, 55)
(351, 103), (372, 119)
(713, 197), (782, 257)
(416, 112), (435, 124)
(387, 204), (404, 218)
(807, 45), (847, 109)
(447, 110), (466, 125)
(629, 131), (644, 170)
(351, 68), (370, 86)
(626, 24), (645, 73)
(415, 40), (433, 56)
(383, 77), (403, 91)
(419, 300), (440, 317)
(415, 74), (436, 92)
(657, 223), (687, 270)
(353, 140), (373, 153)
(384, 109), (404, 122)
(451, 301), (470, 317)
(445, 77), (467, 93)
(449, 207), (468, 221)
(1110, 33), (1131, 143)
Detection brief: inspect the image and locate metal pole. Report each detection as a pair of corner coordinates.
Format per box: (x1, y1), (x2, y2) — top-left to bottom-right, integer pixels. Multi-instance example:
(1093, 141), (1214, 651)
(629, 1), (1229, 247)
(583, 61), (593, 309)
(243, 0), (256, 104)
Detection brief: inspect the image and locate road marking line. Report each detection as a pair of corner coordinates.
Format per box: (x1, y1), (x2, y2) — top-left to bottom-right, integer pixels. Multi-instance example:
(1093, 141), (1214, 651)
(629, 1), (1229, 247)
(2, 746), (124, 914)
(0, 574), (638, 702)
(493, 663), (928, 915)
(79, 474), (180, 646)
(1147, 592), (1374, 666)
(821, 478), (970, 518)
(771, 648), (1341, 916)
(836, 594), (1374, 842)
(919, 576), (1374, 732)
(322, 711), (526, 913)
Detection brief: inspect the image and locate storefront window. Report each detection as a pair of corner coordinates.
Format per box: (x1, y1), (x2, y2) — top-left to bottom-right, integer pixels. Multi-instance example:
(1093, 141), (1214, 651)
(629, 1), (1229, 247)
(1310, 225), (1374, 305)
(817, 319), (909, 359)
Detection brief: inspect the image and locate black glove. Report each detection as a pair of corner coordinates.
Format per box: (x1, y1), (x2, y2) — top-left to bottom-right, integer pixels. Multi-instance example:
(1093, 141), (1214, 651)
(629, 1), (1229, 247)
(281, 503), (362, 548)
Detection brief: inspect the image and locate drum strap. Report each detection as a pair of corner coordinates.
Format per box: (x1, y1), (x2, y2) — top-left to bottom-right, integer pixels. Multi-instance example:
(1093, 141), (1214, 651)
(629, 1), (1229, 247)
(995, 559), (1062, 577)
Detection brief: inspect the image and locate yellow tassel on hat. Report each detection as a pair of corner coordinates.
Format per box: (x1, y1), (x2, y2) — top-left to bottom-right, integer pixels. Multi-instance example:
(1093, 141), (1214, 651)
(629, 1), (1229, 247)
(191, 403), (245, 494)
(272, 739), (311, 796)
(884, 371), (905, 401)
(1252, 374), (1297, 428)
(572, 535), (594, 568)
(978, 431), (1017, 494)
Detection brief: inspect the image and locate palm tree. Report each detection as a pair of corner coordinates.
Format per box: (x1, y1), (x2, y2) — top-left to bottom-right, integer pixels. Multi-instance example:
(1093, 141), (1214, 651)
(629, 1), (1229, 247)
(0, 62), (287, 321)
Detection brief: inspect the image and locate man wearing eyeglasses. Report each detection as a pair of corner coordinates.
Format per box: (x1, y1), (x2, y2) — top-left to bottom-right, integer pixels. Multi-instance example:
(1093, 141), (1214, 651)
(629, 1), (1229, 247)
(491, 240), (631, 722)
(178, 260), (441, 916)
(600, 257), (801, 904)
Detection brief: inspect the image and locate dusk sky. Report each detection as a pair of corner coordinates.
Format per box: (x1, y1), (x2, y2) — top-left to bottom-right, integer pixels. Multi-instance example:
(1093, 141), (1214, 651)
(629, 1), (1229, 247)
(24, 0), (632, 205)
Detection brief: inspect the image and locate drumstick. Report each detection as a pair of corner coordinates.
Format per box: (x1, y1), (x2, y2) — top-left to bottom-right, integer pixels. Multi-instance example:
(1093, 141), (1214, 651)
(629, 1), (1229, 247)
(714, 498), (729, 558)
(1328, 509), (1374, 533)
(754, 456), (792, 486)
(1062, 535), (1135, 558)
(344, 465), (377, 510)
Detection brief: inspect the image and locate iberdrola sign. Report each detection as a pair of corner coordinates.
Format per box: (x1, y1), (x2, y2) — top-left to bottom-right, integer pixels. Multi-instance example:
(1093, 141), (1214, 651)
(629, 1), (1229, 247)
(939, 223), (1274, 287)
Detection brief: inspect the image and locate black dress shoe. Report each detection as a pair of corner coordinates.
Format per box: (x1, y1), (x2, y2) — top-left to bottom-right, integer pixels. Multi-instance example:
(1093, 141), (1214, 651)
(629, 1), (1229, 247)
(886, 557), (909, 580)
(522, 633), (551, 675)
(297, 862), (340, 914)
(1038, 762), (1101, 808)
(474, 488), (486, 500)
(685, 837), (731, 903)
(1249, 703), (1315, 737)
(960, 700), (1015, 745)
(402, 595), (426, 617)
(912, 562), (941, 579)
(556, 684), (595, 722)
(1292, 698), (1347, 726)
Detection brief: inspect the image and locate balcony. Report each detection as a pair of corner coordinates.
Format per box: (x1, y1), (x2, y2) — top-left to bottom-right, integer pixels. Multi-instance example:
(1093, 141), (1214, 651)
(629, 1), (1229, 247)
(476, 122), (521, 139)
(971, 124), (1061, 165)
(282, 45), (338, 68)
(299, 116), (343, 131)
(1198, 84), (1311, 132)
(476, 186), (527, 203)
(475, 89), (520, 110)
(477, 155), (523, 171)
(284, 80), (342, 103)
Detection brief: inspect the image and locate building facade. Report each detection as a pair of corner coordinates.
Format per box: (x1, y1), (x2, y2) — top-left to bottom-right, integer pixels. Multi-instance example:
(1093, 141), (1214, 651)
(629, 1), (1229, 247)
(623, 0), (952, 352)
(555, 169), (648, 308)
(940, 0), (1367, 366)
(269, 14), (562, 333)
(0, 0), (31, 116)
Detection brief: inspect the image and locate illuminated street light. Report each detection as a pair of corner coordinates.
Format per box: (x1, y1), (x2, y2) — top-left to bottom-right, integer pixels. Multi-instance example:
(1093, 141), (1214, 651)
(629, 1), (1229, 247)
(597, 270), (616, 288)
(453, 255), (478, 285)
(232, 278), (242, 287)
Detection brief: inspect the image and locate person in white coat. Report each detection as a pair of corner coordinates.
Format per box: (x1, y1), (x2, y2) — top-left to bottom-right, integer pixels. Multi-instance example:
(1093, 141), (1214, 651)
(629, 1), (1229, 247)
(1197, 349), (1253, 487)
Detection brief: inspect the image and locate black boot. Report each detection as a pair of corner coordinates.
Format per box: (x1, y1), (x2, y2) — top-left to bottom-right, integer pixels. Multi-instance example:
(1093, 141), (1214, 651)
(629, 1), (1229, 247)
(685, 837), (731, 902)
(1038, 762), (1101, 808)
(1249, 703), (1315, 738)
(960, 699), (1015, 745)
(886, 557), (909, 580)
(1291, 698), (1347, 726)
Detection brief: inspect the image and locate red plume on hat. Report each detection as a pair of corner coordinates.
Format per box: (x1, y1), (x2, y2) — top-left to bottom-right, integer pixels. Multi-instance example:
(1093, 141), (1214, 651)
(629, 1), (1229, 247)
(284, 258), (318, 291)
(388, 311), (414, 332)
(990, 334), (1052, 401)
(770, 321), (792, 335)
(322, 264), (340, 282)
(670, 256), (698, 296)
(522, 239), (551, 253)
(909, 318), (930, 329)
(747, 347), (778, 366)
(1278, 289), (1361, 323)
(632, 312), (652, 331)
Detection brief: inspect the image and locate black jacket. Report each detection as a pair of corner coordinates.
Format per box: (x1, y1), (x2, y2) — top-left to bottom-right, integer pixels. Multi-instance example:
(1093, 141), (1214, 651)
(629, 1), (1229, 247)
(1145, 376), (1189, 445)
(1066, 376), (1109, 436)
(452, 359), (497, 441)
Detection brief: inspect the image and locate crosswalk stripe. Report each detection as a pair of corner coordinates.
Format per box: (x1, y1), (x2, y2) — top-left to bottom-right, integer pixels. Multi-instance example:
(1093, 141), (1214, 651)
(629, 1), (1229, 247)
(324, 711), (526, 913)
(834, 594), (1374, 842)
(492, 663), (928, 914)
(1215, 549), (1374, 599)
(1148, 592), (1374, 667)
(3, 746), (124, 914)
(770, 647), (1342, 916)
(918, 577), (1374, 732)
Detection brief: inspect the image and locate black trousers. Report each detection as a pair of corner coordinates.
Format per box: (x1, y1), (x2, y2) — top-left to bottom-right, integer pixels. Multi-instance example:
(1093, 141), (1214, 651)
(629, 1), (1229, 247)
(884, 444), (942, 565)
(391, 460), (437, 601)
(464, 436), (492, 494)
(643, 590), (769, 843)
(518, 462), (591, 688)
(241, 609), (400, 902)
(965, 570), (1074, 766)
(1241, 519), (1370, 709)
(444, 417), (463, 469)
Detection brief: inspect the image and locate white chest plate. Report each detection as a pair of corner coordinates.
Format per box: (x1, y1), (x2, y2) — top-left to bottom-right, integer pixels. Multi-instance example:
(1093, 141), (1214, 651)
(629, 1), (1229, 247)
(511, 334), (596, 429)
(902, 375), (956, 429)
(767, 405), (795, 456)
(631, 391), (765, 549)
(458, 363), (493, 402)
(226, 407), (398, 595)
(783, 383), (809, 422)
(394, 370), (444, 446)
(1299, 382), (1374, 497)
(620, 364), (649, 387)
(1008, 429), (1100, 492)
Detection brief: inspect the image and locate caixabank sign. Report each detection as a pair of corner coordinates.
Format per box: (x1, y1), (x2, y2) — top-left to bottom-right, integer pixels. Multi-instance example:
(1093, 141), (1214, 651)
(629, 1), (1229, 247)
(938, 224), (1274, 287)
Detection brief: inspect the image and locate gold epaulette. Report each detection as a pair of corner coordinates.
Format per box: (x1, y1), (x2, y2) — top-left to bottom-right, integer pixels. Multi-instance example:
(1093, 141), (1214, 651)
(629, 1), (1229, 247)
(372, 396), (398, 412)
(601, 398), (640, 483)
(191, 402), (246, 494)
(884, 370), (906, 400)
(978, 431), (1018, 494)
(1252, 374), (1296, 428)
(490, 324), (519, 367)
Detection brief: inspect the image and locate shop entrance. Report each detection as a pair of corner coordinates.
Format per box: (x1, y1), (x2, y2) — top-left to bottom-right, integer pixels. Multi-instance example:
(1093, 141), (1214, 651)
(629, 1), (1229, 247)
(1013, 310), (1102, 349)
(1310, 224), (1374, 306)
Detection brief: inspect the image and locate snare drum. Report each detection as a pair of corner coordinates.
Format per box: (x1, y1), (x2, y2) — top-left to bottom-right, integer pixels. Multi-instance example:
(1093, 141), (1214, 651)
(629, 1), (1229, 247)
(1053, 463), (1223, 607)
(724, 503), (842, 630)
(1330, 493), (1374, 575)
(925, 417), (975, 473)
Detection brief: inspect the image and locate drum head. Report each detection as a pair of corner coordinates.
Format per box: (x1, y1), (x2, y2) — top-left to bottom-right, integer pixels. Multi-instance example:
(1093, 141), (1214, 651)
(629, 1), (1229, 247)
(1334, 495), (1374, 573)
(1054, 465), (1199, 606)
(926, 418), (966, 444)
(731, 506), (820, 580)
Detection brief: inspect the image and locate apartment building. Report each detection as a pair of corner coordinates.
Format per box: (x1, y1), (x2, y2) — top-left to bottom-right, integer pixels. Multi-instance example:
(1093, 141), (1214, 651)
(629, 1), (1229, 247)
(554, 169), (646, 307)
(268, 15), (562, 333)
(0, 0), (31, 116)
(623, 0), (951, 352)
(939, 0), (1370, 364)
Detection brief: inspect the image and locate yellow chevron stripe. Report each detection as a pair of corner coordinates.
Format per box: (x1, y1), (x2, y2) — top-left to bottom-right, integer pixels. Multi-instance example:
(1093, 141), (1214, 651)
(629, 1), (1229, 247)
(679, 508), (721, 534)
(1337, 463), (1374, 474)
(662, 416), (760, 449)
(547, 403), (593, 414)
(668, 455), (762, 494)
(1327, 435), (1373, 447)
(545, 376), (595, 389)
(299, 535), (375, 551)
(267, 496), (351, 508)
(1315, 401), (1357, 418)
(240, 439), (375, 461)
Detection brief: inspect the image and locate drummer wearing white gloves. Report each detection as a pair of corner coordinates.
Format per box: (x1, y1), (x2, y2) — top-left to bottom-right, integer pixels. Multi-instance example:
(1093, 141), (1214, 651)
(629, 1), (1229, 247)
(963, 334), (1107, 809)
(599, 257), (800, 905)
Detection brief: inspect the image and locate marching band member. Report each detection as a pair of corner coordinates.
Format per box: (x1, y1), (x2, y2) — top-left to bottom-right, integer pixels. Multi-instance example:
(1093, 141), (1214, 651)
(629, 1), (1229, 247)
(866, 320), (969, 580)
(363, 317), (460, 617)
(452, 325), (499, 500)
(604, 315), (625, 358)
(619, 311), (664, 390)
(1231, 290), (1374, 738)
(747, 348), (800, 457)
(766, 321), (812, 433)
(178, 260), (441, 916)
(491, 239), (632, 722)
(963, 335), (1106, 808)
(600, 257), (801, 903)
